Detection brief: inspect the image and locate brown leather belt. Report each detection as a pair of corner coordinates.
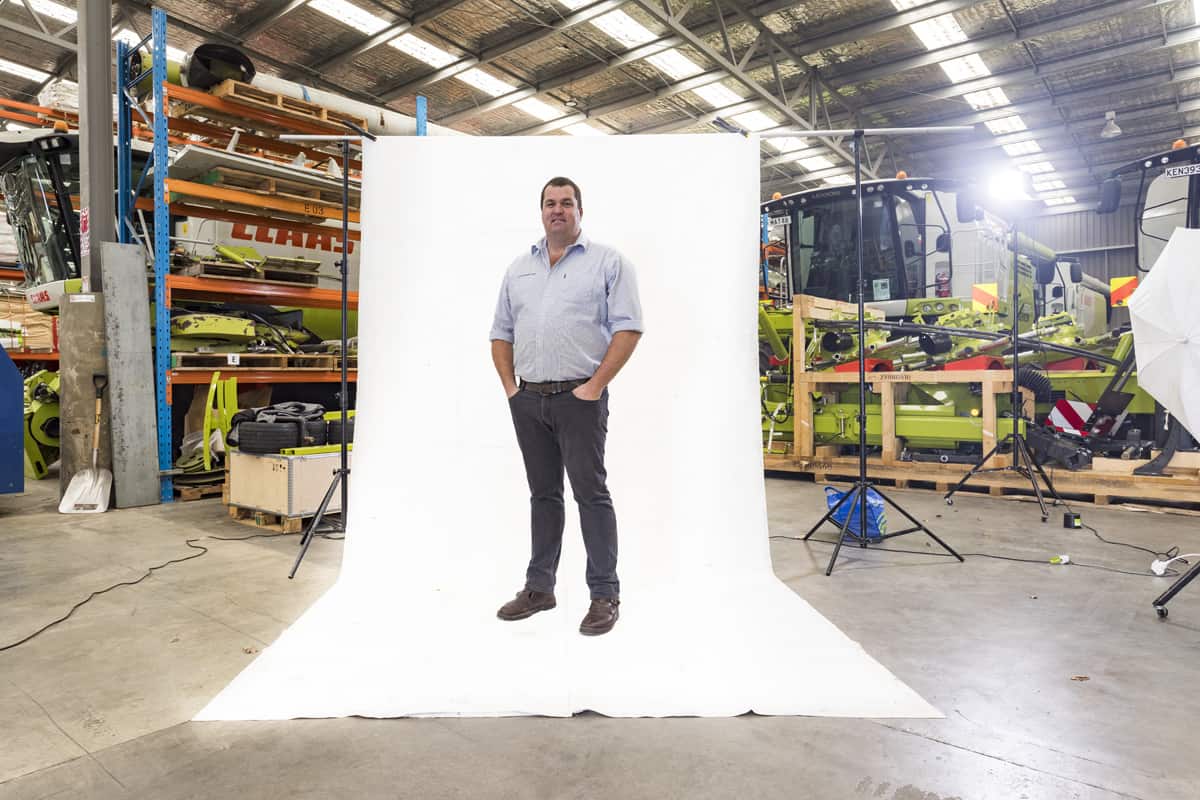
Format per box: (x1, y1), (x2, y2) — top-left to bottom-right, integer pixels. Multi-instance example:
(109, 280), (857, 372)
(519, 378), (587, 395)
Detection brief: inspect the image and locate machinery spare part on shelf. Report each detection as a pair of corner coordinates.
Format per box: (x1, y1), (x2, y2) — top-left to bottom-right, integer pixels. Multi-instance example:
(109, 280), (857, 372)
(21, 369), (59, 480)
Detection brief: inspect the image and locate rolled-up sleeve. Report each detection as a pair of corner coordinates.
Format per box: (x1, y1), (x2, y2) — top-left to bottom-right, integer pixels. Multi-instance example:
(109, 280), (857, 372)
(489, 272), (515, 342)
(606, 254), (644, 334)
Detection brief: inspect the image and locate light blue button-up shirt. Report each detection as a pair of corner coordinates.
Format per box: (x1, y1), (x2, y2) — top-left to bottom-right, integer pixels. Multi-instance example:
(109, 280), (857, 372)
(489, 231), (644, 382)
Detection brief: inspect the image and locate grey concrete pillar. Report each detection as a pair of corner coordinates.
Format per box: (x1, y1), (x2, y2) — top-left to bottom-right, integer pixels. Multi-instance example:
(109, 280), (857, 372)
(77, 0), (115, 291)
(58, 294), (112, 494)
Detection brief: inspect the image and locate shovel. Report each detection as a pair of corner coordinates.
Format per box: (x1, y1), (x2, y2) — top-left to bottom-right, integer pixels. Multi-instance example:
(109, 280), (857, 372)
(59, 374), (113, 514)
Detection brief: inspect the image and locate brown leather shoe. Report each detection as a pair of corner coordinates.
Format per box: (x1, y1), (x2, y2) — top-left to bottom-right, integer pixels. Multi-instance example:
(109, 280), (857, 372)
(579, 596), (619, 636)
(497, 589), (557, 621)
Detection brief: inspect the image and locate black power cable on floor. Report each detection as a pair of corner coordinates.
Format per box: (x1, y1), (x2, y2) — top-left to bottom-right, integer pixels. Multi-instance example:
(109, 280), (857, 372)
(0, 530), (316, 654)
(770, 534), (1182, 578)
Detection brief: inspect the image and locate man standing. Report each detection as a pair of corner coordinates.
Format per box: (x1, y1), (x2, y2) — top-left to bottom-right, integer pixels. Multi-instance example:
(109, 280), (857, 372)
(489, 177), (643, 636)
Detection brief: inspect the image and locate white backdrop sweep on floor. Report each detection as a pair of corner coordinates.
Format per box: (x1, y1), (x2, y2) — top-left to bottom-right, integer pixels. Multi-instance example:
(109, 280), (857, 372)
(196, 134), (940, 720)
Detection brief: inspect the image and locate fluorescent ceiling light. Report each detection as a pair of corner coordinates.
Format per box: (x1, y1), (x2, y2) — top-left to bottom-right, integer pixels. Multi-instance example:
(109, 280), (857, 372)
(0, 58), (50, 82)
(458, 68), (514, 98)
(564, 121), (608, 136)
(1044, 196), (1076, 207)
(645, 50), (703, 80)
(1002, 140), (1042, 156)
(824, 175), (855, 186)
(940, 54), (990, 83)
(308, 0), (390, 36)
(769, 136), (809, 153)
(513, 98), (560, 121)
(984, 115), (1027, 135)
(389, 33), (457, 68)
(891, 0), (923, 9)
(558, 0), (589, 8)
(115, 29), (186, 62)
(964, 87), (1011, 110)
(1019, 161), (1055, 174)
(1033, 179), (1066, 192)
(796, 155), (836, 172)
(693, 83), (744, 108)
(590, 10), (656, 48)
(731, 110), (776, 131)
(29, 0), (76, 25)
(909, 14), (968, 51)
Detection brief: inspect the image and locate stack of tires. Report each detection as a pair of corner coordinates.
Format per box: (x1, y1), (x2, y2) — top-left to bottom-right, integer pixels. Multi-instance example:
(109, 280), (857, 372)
(238, 419), (329, 454)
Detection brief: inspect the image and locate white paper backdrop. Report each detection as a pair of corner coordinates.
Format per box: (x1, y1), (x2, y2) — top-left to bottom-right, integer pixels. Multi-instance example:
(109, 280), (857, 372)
(195, 134), (939, 720)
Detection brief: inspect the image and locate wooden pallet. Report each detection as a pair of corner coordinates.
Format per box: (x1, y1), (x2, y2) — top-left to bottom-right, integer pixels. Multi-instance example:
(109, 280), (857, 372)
(172, 352), (338, 369)
(208, 166), (356, 207)
(763, 452), (1200, 510)
(179, 261), (321, 287)
(211, 80), (369, 132)
(174, 482), (225, 501)
(227, 503), (306, 534)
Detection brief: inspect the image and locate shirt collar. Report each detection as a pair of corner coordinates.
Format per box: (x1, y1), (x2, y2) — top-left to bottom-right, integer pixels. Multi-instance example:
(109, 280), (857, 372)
(532, 230), (590, 255)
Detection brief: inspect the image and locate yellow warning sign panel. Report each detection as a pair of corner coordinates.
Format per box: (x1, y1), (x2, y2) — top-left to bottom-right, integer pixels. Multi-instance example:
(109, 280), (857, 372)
(1110, 275), (1138, 307)
(972, 283), (999, 312)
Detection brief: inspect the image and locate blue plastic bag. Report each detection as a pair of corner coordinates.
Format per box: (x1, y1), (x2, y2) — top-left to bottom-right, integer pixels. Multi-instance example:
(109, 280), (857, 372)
(824, 486), (887, 540)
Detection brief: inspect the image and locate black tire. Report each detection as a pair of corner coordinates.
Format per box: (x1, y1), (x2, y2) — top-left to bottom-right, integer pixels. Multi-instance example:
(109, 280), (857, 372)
(327, 417), (355, 444)
(1017, 365), (1053, 404)
(301, 420), (327, 447)
(238, 421), (302, 454)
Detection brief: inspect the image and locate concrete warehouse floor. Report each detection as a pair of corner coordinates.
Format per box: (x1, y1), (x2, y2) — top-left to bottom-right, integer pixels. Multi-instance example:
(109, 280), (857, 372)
(0, 476), (1196, 800)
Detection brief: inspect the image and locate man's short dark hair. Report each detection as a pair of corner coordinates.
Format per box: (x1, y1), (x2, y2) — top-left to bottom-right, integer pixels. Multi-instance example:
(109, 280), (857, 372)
(541, 176), (582, 209)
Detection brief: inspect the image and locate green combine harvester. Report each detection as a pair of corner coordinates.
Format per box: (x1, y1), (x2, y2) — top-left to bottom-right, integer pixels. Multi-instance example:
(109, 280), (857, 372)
(757, 176), (1159, 467)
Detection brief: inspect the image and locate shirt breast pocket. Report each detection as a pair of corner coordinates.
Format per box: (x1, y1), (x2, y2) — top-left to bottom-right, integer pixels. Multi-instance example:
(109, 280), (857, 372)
(560, 270), (602, 313)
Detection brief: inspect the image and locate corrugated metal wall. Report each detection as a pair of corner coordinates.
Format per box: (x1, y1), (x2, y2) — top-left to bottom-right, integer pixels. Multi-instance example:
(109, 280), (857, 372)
(1026, 207), (1138, 283)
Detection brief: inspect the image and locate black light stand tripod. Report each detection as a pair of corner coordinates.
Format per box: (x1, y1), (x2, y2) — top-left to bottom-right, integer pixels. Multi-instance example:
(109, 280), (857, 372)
(763, 127), (969, 575)
(943, 214), (1062, 522)
(279, 121), (376, 578)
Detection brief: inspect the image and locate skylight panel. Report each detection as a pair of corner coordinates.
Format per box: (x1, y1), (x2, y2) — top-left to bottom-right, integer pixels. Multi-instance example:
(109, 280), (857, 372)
(590, 11), (656, 48)
(309, 0), (390, 36)
(769, 136), (809, 153)
(731, 110), (776, 131)
(1033, 179), (1066, 192)
(513, 98), (560, 121)
(984, 116), (1027, 135)
(964, 87), (1011, 110)
(796, 155), (836, 172)
(909, 14), (969, 51)
(564, 122), (608, 136)
(1002, 141), (1042, 156)
(30, 0), (76, 25)
(692, 83), (744, 108)
(645, 50), (703, 80)
(0, 57), (47, 82)
(458, 68), (514, 98)
(940, 54), (990, 83)
(1019, 161), (1056, 175)
(1044, 196), (1076, 206)
(389, 33), (457, 68)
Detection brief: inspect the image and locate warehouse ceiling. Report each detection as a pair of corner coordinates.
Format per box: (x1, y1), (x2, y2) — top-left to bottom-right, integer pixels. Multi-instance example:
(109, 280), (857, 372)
(1, 0), (1198, 212)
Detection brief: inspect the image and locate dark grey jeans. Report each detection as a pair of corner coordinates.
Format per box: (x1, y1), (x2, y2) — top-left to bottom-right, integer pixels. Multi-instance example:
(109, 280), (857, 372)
(507, 387), (619, 599)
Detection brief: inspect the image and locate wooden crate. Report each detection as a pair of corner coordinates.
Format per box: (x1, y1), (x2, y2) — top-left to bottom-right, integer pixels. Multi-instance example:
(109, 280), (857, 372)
(790, 368), (1031, 469)
(179, 260), (321, 287)
(227, 450), (350, 518)
(791, 293), (885, 374)
(174, 482), (225, 501)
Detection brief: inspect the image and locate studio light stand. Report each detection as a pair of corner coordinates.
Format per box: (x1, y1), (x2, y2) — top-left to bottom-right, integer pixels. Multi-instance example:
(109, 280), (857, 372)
(763, 127), (970, 575)
(280, 122), (376, 578)
(943, 210), (1062, 522)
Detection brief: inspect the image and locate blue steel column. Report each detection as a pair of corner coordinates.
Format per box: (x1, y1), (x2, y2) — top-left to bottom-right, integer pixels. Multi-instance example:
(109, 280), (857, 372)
(116, 41), (130, 245)
(416, 95), (427, 136)
(152, 9), (172, 501)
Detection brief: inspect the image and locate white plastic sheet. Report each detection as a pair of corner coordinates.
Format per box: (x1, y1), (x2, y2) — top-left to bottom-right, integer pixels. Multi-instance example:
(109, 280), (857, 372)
(196, 134), (939, 720)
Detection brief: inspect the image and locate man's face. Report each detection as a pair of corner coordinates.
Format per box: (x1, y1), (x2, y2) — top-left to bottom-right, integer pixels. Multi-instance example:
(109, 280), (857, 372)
(541, 185), (582, 239)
